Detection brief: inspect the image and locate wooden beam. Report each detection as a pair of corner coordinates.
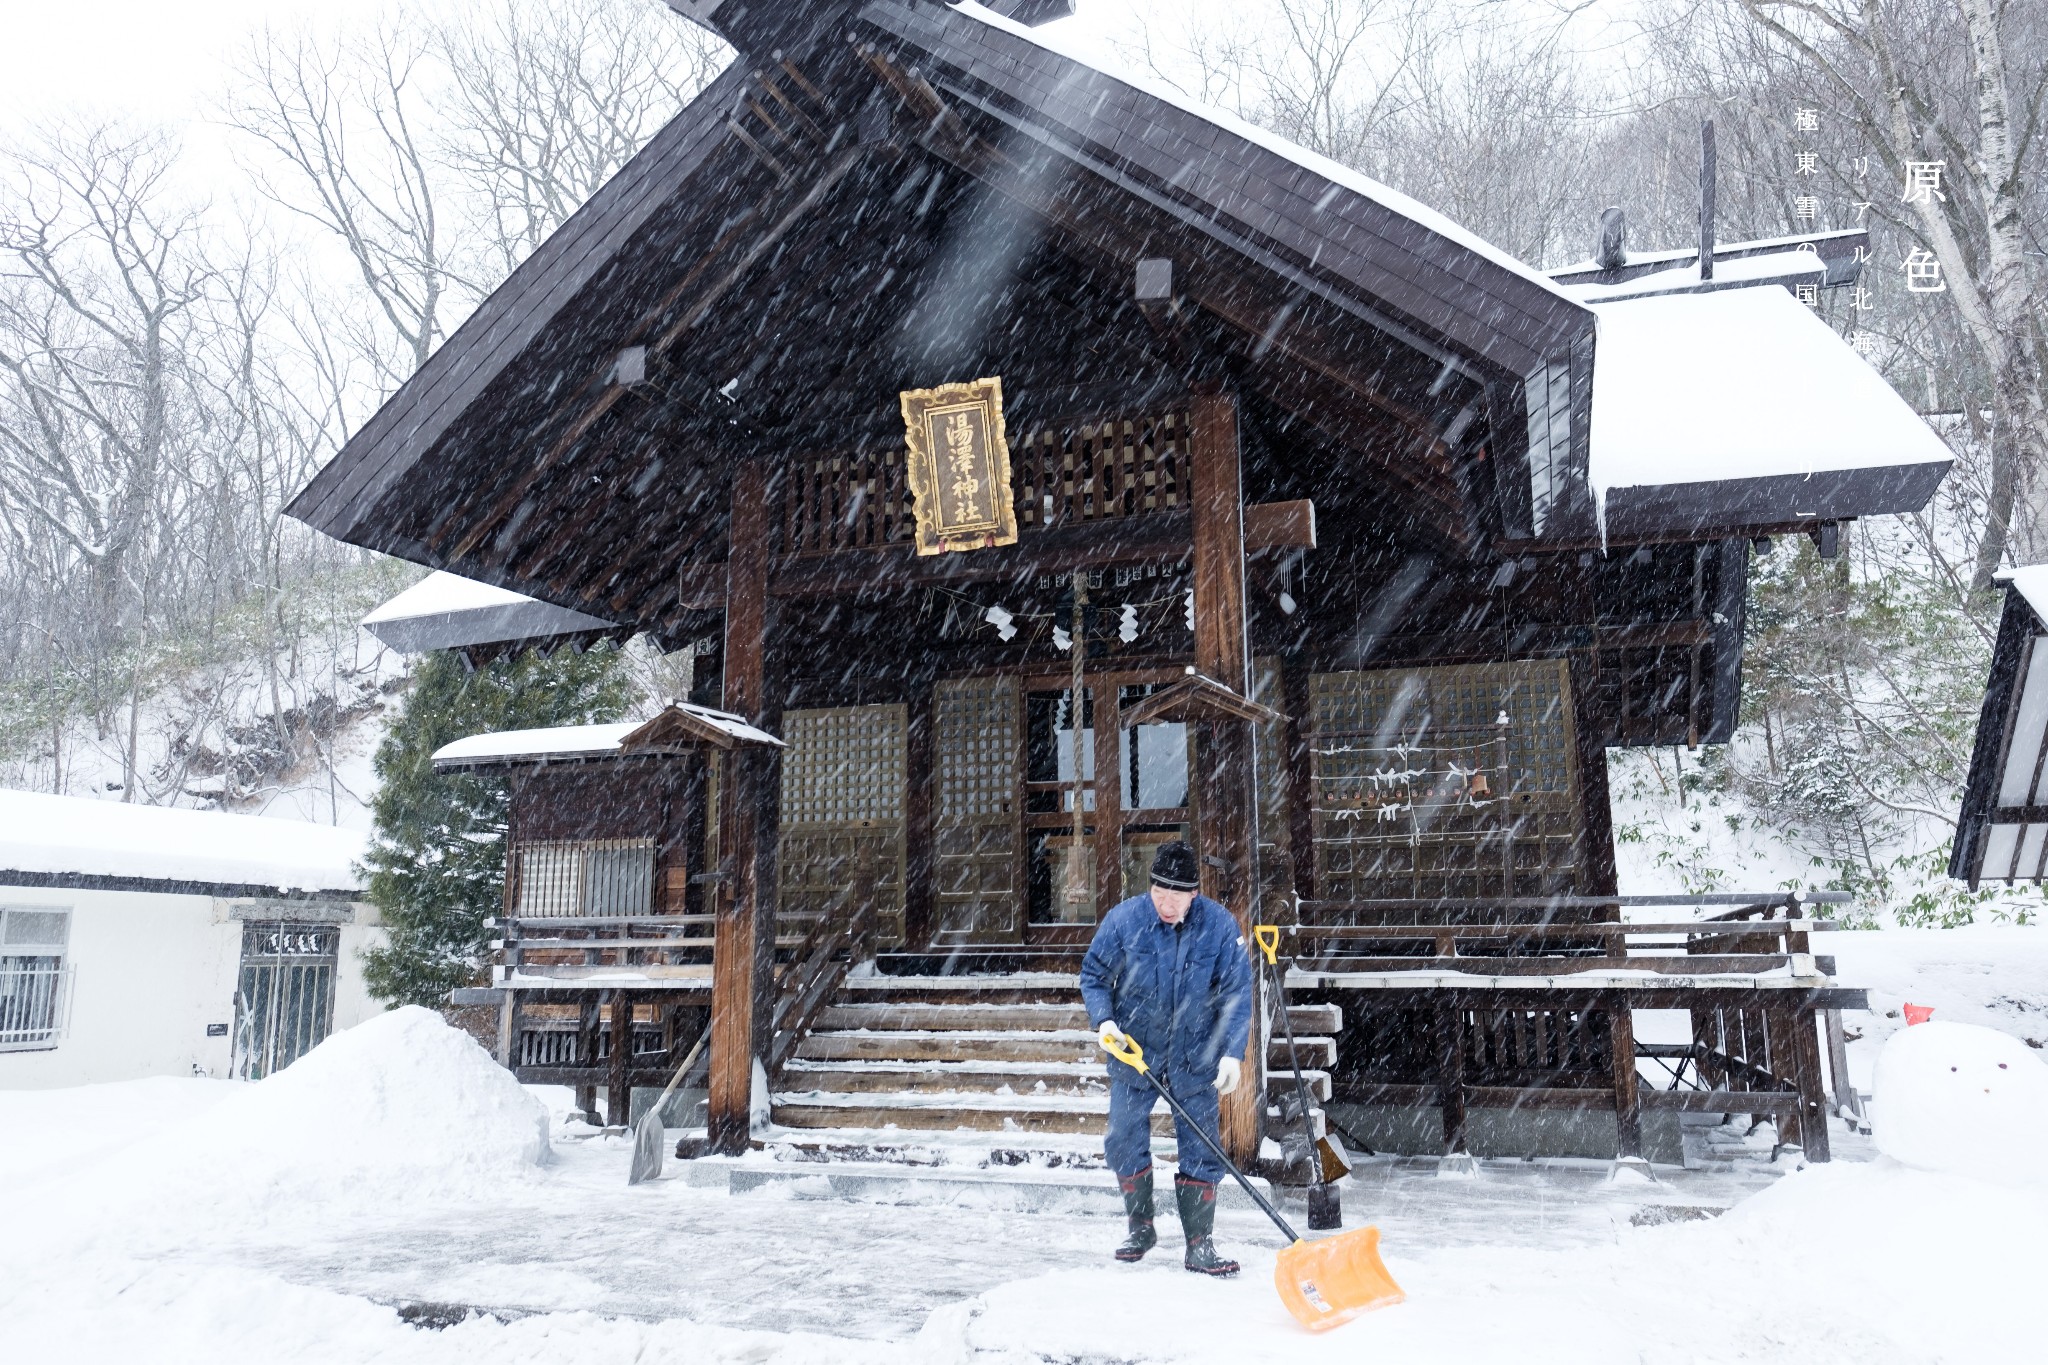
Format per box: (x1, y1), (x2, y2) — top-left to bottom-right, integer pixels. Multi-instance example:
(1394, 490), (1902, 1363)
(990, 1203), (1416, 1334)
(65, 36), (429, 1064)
(1244, 499), (1316, 552)
(709, 459), (776, 1154)
(1188, 389), (1262, 1166)
(768, 511), (1193, 597)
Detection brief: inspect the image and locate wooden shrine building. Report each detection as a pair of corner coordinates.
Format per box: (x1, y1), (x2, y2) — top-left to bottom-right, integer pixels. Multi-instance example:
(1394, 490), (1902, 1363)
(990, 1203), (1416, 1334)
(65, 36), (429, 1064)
(301, 0), (1953, 1169)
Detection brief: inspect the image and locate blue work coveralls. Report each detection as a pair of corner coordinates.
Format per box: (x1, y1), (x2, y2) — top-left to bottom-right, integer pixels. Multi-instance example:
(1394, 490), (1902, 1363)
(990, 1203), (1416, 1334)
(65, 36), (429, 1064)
(1078, 892), (1253, 1184)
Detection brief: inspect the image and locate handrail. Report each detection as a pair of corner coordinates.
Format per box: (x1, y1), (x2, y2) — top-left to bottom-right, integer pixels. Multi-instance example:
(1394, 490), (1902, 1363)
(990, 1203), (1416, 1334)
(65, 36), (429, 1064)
(768, 851), (881, 1076)
(1296, 892), (1848, 914)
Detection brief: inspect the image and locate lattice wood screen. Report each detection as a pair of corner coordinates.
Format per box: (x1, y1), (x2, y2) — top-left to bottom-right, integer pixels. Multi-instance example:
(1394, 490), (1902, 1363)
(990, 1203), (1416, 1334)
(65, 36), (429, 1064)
(781, 410), (1190, 557)
(1308, 660), (1582, 902)
(778, 705), (908, 945)
(1012, 411), (1189, 529)
(933, 675), (1023, 943)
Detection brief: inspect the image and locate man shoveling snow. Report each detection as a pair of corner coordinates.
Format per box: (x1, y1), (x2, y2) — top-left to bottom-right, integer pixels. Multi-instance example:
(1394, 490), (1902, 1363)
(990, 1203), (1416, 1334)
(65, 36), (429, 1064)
(1079, 840), (1253, 1276)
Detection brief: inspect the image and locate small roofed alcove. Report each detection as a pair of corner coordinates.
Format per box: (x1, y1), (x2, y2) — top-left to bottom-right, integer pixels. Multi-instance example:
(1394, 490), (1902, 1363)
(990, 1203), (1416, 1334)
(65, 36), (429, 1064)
(437, 702), (788, 1130)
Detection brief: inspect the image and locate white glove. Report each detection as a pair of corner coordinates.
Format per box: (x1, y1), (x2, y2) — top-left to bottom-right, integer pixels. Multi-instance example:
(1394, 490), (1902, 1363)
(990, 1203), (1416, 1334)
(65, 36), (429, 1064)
(1214, 1056), (1242, 1095)
(1097, 1020), (1128, 1050)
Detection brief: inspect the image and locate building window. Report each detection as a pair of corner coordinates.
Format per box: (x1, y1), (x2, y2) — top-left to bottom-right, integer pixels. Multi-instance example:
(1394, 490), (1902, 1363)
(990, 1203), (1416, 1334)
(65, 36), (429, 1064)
(514, 839), (656, 917)
(0, 907), (73, 1052)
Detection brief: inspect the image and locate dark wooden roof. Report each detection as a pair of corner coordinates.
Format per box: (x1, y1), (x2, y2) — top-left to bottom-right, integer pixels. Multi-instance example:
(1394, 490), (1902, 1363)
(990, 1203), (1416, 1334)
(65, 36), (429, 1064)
(286, 0), (1606, 630)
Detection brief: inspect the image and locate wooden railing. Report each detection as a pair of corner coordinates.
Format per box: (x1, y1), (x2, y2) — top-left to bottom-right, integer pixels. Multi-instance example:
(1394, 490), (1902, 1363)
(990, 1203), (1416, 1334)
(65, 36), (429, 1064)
(1280, 892), (1845, 974)
(768, 850), (881, 1076)
(780, 409), (1190, 557)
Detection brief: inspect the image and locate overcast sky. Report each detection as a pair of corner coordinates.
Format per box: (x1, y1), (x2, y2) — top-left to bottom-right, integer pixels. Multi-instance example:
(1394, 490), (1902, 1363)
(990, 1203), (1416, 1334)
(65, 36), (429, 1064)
(0, 2), (1630, 124)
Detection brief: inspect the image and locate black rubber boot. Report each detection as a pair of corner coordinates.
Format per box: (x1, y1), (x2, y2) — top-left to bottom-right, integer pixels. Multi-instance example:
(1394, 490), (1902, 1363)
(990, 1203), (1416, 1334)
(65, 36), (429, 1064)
(1175, 1174), (1240, 1277)
(1114, 1167), (1158, 1262)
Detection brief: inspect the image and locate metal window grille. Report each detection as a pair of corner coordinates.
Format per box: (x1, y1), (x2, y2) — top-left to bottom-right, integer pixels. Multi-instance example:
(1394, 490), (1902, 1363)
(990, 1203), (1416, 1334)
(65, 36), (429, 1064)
(0, 959), (73, 1051)
(0, 908), (72, 1051)
(514, 839), (656, 917)
(233, 922), (339, 1080)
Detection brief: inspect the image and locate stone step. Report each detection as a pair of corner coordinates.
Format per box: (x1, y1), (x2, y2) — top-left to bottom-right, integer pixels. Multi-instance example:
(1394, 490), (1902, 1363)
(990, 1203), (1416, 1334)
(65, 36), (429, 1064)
(795, 1029), (1335, 1069)
(778, 1060), (1329, 1101)
(779, 1061), (1109, 1096)
(770, 1097), (1173, 1136)
(795, 1030), (1100, 1064)
(840, 974), (1081, 1006)
(815, 1002), (1343, 1034)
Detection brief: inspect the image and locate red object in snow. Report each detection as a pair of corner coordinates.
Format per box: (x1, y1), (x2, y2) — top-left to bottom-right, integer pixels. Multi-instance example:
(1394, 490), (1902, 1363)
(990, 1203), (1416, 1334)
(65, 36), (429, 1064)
(1903, 1003), (1935, 1026)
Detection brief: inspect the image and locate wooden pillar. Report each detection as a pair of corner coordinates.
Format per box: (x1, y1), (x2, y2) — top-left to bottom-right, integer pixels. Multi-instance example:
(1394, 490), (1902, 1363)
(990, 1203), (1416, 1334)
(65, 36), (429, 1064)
(1282, 661), (1317, 907)
(1189, 389), (1262, 1165)
(1778, 1003), (1832, 1161)
(1607, 991), (1643, 1161)
(1567, 651), (1618, 903)
(1093, 679), (1124, 910)
(607, 991), (631, 1127)
(1436, 1004), (1469, 1155)
(710, 458), (778, 1155)
(496, 990), (518, 1068)
(903, 681), (935, 947)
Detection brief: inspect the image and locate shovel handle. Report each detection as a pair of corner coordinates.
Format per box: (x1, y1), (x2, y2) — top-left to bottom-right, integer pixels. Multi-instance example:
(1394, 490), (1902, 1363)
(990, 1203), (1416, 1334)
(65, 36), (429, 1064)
(1098, 1034), (1302, 1245)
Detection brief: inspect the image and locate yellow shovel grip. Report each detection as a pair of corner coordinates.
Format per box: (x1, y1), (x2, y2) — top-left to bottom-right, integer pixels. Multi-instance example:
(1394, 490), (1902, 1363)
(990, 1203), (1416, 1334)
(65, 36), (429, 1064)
(1099, 1030), (1149, 1074)
(1253, 924), (1280, 966)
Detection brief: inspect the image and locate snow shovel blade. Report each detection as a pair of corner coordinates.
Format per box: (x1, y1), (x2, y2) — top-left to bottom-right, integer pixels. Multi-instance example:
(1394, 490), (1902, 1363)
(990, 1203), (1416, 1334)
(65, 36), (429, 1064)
(1273, 1225), (1404, 1332)
(628, 1109), (665, 1185)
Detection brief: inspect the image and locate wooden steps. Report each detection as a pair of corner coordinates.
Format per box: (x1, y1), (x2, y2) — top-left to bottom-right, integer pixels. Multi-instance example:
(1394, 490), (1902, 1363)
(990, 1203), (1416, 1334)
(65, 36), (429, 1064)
(767, 973), (1343, 1152)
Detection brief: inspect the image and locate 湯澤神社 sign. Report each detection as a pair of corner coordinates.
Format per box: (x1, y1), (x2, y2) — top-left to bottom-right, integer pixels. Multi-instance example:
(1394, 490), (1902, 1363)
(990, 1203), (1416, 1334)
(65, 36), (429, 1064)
(901, 376), (1018, 555)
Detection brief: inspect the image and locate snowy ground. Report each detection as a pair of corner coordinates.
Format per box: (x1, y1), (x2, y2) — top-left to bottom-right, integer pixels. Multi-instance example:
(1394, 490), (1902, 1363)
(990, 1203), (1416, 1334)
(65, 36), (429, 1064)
(5, 975), (2046, 1365)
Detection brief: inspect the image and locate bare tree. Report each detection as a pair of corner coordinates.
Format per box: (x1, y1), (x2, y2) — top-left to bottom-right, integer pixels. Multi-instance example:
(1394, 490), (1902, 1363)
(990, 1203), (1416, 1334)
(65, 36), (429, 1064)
(437, 0), (728, 273)
(0, 125), (216, 794)
(227, 21), (472, 386)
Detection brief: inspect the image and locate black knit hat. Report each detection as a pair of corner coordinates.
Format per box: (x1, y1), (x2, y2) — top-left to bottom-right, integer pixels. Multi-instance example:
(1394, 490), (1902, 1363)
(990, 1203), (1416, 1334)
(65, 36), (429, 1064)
(1149, 840), (1200, 891)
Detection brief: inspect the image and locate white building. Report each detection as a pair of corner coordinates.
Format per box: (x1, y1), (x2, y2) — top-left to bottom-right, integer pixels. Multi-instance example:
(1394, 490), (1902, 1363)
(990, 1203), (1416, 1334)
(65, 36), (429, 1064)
(0, 790), (385, 1087)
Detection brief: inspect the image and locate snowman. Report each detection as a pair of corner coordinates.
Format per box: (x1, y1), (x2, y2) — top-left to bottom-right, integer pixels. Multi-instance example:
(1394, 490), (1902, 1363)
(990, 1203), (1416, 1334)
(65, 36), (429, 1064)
(1872, 1016), (2048, 1188)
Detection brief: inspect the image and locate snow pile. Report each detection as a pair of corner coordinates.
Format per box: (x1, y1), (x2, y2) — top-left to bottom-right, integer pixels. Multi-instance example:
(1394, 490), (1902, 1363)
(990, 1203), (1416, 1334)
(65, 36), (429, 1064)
(127, 1007), (551, 1216)
(1871, 1020), (2048, 1186)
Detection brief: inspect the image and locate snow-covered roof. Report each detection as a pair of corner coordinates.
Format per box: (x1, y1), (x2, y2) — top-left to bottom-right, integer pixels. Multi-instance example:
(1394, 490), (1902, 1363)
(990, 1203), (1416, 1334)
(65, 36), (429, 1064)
(431, 702), (783, 771)
(1589, 285), (1952, 530)
(960, 2), (1579, 307)
(361, 572), (614, 655)
(1559, 249), (1825, 304)
(432, 722), (640, 768)
(1547, 228), (1867, 281)
(1996, 565), (2048, 624)
(0, 789), (365, 896)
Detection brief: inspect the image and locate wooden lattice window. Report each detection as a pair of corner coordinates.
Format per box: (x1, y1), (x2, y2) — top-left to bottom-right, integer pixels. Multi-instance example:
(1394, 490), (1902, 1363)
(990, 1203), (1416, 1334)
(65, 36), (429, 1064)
(782, 410), (1190, 556)
(933, 675), (1023, 943)
(1308, 661), (1581, 902)
(778, 705), (909, 944)
(1012, 411), (1190, 529)
(785, 448), (913, 556)
(514, 839), (656, 917)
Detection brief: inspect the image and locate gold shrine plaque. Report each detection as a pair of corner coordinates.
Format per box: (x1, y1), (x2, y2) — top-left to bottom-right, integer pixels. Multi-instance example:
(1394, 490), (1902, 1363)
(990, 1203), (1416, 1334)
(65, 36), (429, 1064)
(901, 376), (1019, 556)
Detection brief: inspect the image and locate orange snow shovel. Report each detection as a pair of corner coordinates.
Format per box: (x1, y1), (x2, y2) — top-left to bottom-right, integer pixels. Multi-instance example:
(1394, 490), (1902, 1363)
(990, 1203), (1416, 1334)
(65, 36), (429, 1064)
(1098, 1032), (1405, 1331)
